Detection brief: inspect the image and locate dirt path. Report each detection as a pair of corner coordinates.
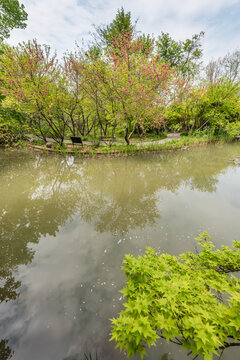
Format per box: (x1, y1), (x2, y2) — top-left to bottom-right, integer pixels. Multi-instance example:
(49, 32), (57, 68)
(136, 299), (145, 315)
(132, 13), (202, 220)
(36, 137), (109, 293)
(135, 133), (180, 146)
(28, 133), (181, 146)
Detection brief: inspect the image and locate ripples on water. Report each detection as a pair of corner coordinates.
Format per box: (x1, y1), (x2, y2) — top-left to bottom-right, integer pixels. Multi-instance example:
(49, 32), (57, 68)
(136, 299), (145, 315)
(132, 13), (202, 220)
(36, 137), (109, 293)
(0, 144), (240, 360)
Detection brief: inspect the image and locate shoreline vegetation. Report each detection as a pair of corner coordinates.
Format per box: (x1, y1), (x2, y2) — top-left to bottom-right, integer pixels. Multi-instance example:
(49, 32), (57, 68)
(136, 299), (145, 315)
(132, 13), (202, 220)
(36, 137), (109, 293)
(2, 133), (238, 158)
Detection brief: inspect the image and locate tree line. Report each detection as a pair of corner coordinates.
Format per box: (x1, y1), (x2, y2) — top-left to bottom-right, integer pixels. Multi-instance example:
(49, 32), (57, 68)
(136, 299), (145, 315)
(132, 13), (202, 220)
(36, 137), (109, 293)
(0, 5), (240, 146)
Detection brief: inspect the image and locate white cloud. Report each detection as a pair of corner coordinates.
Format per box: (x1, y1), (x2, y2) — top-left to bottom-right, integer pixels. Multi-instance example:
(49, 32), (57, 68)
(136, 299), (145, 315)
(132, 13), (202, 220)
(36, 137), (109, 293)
(8, 0), (240, 62)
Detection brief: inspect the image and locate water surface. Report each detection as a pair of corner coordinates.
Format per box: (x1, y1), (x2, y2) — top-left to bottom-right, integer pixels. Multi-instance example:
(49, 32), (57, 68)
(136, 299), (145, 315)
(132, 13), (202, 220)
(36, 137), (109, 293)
(1, 144), (240, 360)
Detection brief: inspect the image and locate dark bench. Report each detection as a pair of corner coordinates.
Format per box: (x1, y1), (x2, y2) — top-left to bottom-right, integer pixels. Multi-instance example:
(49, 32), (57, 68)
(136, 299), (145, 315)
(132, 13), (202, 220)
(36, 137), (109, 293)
(71, 136), (83, 146)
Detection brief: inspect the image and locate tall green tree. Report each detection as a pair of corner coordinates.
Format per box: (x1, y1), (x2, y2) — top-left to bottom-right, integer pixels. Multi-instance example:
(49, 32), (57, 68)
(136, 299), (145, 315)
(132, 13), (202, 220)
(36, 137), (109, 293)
(95, 7), (136, 47)
(156, 31), (204, 78)
(0, 0), (27, 41)
(93, 8), (153, 56)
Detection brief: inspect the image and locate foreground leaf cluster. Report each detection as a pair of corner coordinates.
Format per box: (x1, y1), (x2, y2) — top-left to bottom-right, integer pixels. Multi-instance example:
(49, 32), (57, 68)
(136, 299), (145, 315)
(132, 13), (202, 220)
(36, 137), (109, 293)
(111, 233), (240, 359)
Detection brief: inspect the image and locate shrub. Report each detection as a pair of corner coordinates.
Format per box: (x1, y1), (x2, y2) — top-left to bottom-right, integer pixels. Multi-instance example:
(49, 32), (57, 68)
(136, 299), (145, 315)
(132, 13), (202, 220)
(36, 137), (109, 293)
(111, 233), (240, 360)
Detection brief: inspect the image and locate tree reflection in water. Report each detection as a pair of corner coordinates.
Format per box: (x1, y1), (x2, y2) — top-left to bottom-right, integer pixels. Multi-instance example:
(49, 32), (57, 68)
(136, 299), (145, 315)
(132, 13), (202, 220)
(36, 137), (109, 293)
(0, 144), (240, 360)
(0, 340), (13, 360)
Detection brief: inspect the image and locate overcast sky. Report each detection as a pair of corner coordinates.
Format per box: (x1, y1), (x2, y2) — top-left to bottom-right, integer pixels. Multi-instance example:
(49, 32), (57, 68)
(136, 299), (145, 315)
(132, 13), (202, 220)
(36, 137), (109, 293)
(8, 0), (240, 63)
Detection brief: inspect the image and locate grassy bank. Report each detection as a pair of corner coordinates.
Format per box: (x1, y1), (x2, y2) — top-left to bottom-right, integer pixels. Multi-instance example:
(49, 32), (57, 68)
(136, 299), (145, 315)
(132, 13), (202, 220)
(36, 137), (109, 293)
(24, 134), (238, 158)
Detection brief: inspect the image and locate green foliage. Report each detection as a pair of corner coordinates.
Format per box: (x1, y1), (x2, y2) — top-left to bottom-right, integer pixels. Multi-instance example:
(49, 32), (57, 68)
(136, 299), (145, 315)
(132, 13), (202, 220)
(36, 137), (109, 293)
(111, 233), (240, 359)
(0, 104), (27, 146)
(1, 8), (239, 146)
(137, 33), (155, 55)
(193, 81), (240, 135)
(166, 80), (240, 135)
(96, 7), (136, 46)
(165, 103), (185, 131)
(0, 126), (25, 147)
(0, 0), (27, 41)
(156, 32), (183, 68)
(156, 31), (204, 78)
(0, 101), (26, 128)
(87, 44), (102, 60)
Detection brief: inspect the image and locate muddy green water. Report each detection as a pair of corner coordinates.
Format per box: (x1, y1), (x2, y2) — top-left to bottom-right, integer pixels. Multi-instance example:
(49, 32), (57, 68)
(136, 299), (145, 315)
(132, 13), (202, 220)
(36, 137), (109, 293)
(0, 144), (240, 360)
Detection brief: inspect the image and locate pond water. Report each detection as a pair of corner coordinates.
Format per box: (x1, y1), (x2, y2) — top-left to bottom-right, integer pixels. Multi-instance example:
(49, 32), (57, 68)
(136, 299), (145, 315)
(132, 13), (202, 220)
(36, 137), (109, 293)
(0, 144), (240, 360)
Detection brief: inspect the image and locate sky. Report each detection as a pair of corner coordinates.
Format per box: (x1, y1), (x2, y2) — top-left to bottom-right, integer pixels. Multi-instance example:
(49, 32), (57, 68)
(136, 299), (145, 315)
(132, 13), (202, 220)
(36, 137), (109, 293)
(8, 0), (240, 63)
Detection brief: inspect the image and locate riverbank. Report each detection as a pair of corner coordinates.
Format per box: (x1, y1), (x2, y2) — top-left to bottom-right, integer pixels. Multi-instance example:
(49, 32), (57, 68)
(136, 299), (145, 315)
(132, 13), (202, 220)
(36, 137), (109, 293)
(25, 134), (238, 157)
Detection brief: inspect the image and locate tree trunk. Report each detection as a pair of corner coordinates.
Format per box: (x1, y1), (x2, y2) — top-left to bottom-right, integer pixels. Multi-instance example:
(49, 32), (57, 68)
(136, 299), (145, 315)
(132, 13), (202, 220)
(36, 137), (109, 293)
(125, 125), (130, 145)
